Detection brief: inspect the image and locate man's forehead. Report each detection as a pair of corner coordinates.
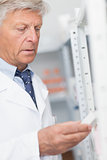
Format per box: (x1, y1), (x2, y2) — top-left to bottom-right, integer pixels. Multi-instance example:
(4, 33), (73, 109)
(4, 9), (42, 25)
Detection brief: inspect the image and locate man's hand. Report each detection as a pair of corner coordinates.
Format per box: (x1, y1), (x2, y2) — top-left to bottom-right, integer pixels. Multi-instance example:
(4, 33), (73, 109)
(38, 121), (92, 156)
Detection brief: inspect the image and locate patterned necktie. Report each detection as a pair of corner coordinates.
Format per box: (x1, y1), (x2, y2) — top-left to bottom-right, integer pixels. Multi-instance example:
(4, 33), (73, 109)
(15, 69), (38, 108)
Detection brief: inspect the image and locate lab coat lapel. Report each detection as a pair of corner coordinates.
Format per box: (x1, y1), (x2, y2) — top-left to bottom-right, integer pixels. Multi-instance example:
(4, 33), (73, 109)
(0, 71), (37, 112)
(7, 82), (37, 112)
(32, 75), (48, 118)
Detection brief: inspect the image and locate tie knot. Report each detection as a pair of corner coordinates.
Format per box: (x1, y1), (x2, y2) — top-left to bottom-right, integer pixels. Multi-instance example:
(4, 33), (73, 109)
(15, 69), (32, 84)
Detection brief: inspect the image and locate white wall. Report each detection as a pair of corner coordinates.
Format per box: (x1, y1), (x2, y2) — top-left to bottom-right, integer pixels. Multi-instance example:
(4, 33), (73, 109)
(38, 0), (82, 53)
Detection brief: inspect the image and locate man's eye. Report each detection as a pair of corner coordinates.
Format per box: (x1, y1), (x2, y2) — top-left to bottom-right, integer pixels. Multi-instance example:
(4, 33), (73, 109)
(17, 27), (26, 32)
(35, 28), (41, 32)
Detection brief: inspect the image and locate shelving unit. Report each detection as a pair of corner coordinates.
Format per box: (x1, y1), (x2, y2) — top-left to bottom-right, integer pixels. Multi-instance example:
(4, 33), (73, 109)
(70, 25), (96, 160)
(69, 0), (107, 159)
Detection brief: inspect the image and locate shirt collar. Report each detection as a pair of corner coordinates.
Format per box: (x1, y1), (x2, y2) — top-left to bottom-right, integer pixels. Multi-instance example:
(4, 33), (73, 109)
(0, 58), (34, 80)
(0, 58), (17, 80)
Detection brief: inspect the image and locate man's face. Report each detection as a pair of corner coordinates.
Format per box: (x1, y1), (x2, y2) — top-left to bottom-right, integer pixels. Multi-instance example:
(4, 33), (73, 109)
(0, 9), (42, 70)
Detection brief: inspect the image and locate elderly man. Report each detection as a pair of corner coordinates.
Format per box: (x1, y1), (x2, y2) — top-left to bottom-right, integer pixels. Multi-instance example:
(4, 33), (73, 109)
(0, 0), (92, 160)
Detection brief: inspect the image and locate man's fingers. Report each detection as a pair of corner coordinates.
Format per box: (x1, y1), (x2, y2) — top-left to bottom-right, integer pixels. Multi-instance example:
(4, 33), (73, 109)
(63, 131), (90, 145)
(59, 121), (92, 135)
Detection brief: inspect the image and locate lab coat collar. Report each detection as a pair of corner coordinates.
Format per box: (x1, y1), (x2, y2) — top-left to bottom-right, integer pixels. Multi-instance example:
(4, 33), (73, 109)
(0, 71), (48, 116)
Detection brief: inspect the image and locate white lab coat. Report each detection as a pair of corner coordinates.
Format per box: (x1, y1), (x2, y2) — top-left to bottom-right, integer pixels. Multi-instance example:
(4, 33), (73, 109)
(0, 71), (59, 160)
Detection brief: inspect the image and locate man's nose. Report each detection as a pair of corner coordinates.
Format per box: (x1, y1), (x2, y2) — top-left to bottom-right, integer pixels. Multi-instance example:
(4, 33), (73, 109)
(26, 29), (39, 43)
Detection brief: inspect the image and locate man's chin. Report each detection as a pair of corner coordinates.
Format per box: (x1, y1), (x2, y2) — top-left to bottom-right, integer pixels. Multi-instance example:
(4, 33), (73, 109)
(18, 59), (35, 67)
(20, 54), (36, 64)
(22, 59), (35, 64)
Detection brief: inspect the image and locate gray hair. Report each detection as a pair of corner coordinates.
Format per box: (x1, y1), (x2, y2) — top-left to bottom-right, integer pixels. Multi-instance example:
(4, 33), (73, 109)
(0, 0), (48, 24)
